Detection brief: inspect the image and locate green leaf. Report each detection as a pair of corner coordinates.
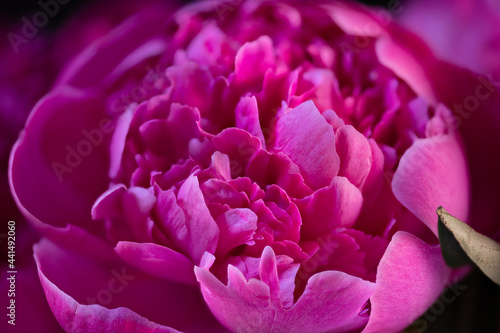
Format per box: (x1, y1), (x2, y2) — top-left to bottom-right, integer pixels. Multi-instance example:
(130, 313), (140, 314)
(437, 206), (500, 285)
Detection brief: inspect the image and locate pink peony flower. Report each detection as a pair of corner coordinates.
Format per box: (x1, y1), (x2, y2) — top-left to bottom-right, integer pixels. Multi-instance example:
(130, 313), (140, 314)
(9, 0), (498, 332)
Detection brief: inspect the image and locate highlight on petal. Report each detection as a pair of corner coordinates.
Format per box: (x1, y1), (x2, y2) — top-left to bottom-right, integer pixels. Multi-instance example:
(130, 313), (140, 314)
(362, 231), (450, 332)
(273, 100), (339, 190)
(234, 35), (277, 89)
(392, 133), (469, 236)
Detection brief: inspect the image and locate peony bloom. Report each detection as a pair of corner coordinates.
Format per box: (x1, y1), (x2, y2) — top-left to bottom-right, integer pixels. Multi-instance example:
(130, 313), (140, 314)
(10, 0), (497, 332)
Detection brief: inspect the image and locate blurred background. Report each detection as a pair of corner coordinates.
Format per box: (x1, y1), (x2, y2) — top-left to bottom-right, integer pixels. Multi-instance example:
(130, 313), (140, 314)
(0, 0), (498, 332)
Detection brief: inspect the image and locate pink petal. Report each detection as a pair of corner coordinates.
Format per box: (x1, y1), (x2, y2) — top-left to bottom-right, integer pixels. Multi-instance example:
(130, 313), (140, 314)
(361, 139), (384, 202)
(400, 0), (500, 75)
(212, 128), (262, 178)
(56, 8), (169, 89)
(34, 238), (224, 332)
(115, 241), (196, 285)
(375, 22), (438, 105)
(276, 270), (374, 333)
(91, 184), (127, 220)
(0, 256), (61, 332)
(392, 134), (469, 235)
(216, 208), (258, 256)
(122, 187), (156, 242)
(296, 177), (363, 240)
(166, 62), (214, 114)
(274, 100), (339, 190)
(176, 174), (219, 263)
(235, 95), (266, 147)
(362, 231), (450, 332)
(186, 23), (231, 69)
(246, 149), (313, 199)
(9, 88), (110, 232)
(195, 265), (275, 332)
(234, 35), (277, 90)
(336, 125), (372, 188)
(109, 106), (133, 179)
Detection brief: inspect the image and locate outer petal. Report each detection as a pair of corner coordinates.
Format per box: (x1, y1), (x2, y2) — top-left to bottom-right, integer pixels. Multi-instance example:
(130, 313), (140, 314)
(400, 0), (500, 75)
(38, 270), (180, 333)
(34, 238), (224, 333)
(56, 7), (169, 89)
(392, 134), (469, 236)
(362, 231), (450, 333)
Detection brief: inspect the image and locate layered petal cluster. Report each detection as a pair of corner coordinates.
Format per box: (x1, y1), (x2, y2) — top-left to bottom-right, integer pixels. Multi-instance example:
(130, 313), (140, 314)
(10, 1), (472, 332)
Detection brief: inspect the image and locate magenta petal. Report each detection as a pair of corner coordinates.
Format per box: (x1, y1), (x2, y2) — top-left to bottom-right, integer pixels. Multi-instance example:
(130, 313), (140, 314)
(37, 267), (180, 333)
(336, 125), (372, 188)
(235, 95), (266, 147)
(186, 23), (229, 68)
(276, 271), (375, 333)
(176, 174), (219, 263)
(216, 208), (258, 256)
(195, 265), (275, 332)
(57, 9), (168, 89)
(91, 184), (127, 220)
(9, 88), (109, 230)
(34, 238), (224, 332)
(154, 187), (188, 251)
(115, 241), (196, 285)
(212, 128), (262, 177)
(274, 100), (339, 190)
(234, 35), (276, 89)
(361, 139), (384, 201)
(392, 134), (469, 235)
(109, 107), (133, 179)
(296, 177), (363, 240)
(363, 231), (450, 332)
(375, 23), (438, 105)
(123, 187), (156, 241)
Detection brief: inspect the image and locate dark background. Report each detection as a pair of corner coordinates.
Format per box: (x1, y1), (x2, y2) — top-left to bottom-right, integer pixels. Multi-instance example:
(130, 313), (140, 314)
(0, 0), (391, 23)
(0, 0), (498, 332)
